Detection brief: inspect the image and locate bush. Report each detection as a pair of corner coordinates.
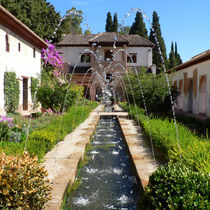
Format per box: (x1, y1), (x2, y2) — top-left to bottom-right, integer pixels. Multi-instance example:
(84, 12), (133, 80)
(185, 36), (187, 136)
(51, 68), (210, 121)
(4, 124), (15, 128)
(120, 103), (209, 173)
(0, 122), (11, 142)
(143, 161), (209, 209)
(4, 72), (20, 113)
(124, 68), (178, 114)
(36, 73), (83, 112)
(0, 153), (51, 209)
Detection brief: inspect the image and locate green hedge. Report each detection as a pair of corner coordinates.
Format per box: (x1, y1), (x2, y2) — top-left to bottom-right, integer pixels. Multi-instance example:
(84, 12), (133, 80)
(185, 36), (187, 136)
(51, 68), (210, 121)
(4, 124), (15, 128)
(120, 103), (209, 173)
(0, 103), (98, 160)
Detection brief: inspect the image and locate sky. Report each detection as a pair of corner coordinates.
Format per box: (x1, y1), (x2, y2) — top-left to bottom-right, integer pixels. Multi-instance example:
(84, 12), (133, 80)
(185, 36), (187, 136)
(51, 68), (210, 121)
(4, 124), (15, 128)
(48, 0), (210, 63)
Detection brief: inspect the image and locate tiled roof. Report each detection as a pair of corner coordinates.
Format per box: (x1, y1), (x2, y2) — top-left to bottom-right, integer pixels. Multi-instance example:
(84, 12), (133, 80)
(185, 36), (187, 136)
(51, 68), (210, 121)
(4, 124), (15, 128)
(167, 49), (210, 73)
(0, 6), (47, 49)
(57, 32), (154, 47)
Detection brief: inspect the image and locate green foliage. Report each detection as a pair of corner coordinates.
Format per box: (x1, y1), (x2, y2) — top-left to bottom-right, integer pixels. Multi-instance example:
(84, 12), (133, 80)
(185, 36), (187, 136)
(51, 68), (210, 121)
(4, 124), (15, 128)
(143, 161), (209, 209)
(0, 153), (52, 209)
(149, 11), (168, 72)
(0, 122), (11, 142)
(59, 8), (83, 35)
(4, 72), (20, 113)
(0, 103), (98, 160)
(30, 77), (39, 109)
(129, 11), (148, 38)
(112, 13), (118, 32)
(105, 12), (113, 32)
(120, 103), (210, 173)
(37, 73), (83, 112)
(119, 25), (130, 35)
(168, 42), (183, 69)
(124, 68), (178, 114)
(1, 0), (62, 42)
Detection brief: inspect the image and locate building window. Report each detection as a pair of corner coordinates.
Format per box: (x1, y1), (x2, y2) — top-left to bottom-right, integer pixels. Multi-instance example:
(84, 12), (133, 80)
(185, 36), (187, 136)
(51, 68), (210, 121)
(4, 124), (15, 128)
(105, 50), (113, 61)
(127, 53), (137, 63)
(81, 53), (91, 63)
(33, 47), (36, 58)
(18, 43), (21, 52)
(5, 34), (9, 52)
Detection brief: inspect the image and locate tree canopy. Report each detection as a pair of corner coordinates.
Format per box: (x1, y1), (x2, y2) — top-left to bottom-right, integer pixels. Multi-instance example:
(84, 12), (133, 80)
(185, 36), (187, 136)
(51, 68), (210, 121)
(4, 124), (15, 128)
(149, 11), (168, 72)
(129, 11), (148, 39)
(1, 1), (83, 43)
(105, 12), (113, 32)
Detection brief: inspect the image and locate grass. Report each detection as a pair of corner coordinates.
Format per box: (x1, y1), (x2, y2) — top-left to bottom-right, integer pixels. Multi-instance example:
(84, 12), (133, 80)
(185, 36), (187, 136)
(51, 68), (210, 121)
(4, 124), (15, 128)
(0, 102), (98, 160)
(120, 102), (210, 174)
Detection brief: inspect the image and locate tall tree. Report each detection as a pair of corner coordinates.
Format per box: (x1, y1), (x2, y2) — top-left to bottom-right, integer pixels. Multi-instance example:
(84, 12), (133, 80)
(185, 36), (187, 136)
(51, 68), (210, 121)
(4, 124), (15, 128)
(112, 13), (118, 32)
(149, 11), (168, 72)
(59, 8), (83, 35)
(1, 0), (62, 42)
(119, 25), (130, 35)
(168, 42), (176, 68)
(129, 11), (148, 39)
(175, 42), (182, 65)
(105, 12), (113, 32)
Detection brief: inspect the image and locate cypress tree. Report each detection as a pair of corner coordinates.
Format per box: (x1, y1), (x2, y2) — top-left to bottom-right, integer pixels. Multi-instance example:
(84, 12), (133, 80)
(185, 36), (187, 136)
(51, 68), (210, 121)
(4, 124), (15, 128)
(168, 42), (176, 68)
(129, 12), (148, 38)
(112, 13), (118, 32)
(105, 12), (113, 32)
(175, 42), (182, 65)
(149, 11), (168, 72)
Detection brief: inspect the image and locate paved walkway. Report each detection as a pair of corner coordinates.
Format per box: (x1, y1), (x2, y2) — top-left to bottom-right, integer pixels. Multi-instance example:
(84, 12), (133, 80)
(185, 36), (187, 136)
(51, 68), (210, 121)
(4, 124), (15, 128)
(43, 104), (160, 209)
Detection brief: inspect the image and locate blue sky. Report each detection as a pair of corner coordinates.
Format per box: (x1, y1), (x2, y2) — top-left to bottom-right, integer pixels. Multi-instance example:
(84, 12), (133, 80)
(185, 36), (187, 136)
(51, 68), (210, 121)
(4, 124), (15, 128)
(49, 0), (210, 62)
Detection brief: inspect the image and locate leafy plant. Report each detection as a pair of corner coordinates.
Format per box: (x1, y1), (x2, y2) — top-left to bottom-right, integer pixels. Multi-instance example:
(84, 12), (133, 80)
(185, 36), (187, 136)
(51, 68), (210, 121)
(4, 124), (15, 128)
(143, 161), (209, 209)
(120, 103), (209, 173)
(0, 153), (52, 209)
(124, 68), (178, 114)
(0, 122), (11, 142)
(4, 71), (20, 113)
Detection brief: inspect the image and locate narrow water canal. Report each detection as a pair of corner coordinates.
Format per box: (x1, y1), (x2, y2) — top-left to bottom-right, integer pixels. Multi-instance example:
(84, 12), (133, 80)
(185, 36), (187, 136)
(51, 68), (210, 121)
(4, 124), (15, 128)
(64, 116), (141, 209)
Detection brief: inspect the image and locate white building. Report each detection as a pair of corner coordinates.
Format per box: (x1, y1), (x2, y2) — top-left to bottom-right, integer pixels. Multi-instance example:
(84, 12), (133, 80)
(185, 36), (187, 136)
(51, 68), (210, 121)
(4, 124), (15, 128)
(0, 6), (47, 114)
(56, 32), (155, 100)
(168, 50), (210, 118)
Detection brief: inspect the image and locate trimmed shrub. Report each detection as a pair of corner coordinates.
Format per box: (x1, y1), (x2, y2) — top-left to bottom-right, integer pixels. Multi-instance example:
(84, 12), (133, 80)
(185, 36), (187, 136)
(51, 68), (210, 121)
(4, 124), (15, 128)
(0, 153), (51, 209)
(30, 77), (40, 109)
(4, 72), (20, 113)
(143, 161), (209, 209)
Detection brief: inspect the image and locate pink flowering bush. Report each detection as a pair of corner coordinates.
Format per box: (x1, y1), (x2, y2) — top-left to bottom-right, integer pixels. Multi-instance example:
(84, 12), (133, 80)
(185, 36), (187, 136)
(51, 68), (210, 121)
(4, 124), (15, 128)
(41, 40), (64, 78)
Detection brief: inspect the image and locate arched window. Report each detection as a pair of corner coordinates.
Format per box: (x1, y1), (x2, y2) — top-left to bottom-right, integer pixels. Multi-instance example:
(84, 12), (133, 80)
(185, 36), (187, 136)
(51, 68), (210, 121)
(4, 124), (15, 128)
(127, 53), (137, 63)
(104, 50), (113, 61)
(81, 54), (91, 63)
(5, 35), (9, 52)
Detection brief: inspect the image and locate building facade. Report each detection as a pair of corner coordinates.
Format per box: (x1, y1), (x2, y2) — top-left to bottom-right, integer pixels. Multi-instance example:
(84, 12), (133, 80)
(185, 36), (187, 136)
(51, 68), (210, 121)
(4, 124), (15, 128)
(168, 50), (210, 118)
(56, 32), (155, 100)
(0, 6), (47, 114)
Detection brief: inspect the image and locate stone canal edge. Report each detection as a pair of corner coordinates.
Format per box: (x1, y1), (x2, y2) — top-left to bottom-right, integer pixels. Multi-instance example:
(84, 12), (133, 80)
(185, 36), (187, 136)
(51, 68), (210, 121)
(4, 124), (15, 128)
(42, 104), (159, 210)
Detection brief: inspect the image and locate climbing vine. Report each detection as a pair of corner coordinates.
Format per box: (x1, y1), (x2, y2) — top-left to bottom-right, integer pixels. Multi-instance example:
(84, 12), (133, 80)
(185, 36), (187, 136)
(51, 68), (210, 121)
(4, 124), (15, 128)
(4, 72), (20, 113)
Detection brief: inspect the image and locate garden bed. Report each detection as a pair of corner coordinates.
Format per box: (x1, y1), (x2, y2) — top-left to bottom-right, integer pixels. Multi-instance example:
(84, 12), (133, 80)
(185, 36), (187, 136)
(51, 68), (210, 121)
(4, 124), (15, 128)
(119, 103), (209, 174)
(0, 102), (98, 160)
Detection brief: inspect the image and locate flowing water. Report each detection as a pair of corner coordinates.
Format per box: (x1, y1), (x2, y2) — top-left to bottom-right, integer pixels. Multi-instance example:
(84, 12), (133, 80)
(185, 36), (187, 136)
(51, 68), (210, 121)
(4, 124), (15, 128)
(63, 116), (141, 209)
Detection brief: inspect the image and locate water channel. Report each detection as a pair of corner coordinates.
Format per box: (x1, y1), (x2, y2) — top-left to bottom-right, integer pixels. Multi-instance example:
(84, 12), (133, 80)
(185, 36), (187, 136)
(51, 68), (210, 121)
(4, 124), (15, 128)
(63, 114), (142, 209)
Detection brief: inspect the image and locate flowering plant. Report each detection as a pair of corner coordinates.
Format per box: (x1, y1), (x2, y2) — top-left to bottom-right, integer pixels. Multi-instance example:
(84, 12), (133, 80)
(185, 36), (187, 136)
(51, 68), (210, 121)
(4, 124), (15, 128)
(0, 115), (13, 128)
(41, 40), (64, 78)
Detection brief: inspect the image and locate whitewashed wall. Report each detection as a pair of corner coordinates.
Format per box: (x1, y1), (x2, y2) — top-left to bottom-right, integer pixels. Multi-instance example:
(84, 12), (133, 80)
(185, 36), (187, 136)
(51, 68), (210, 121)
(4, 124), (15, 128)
(0, 24), (42, 114)
(57, 46), (153, 67)
(171, 60), (210, 117)
(127, 47), (152, 67)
